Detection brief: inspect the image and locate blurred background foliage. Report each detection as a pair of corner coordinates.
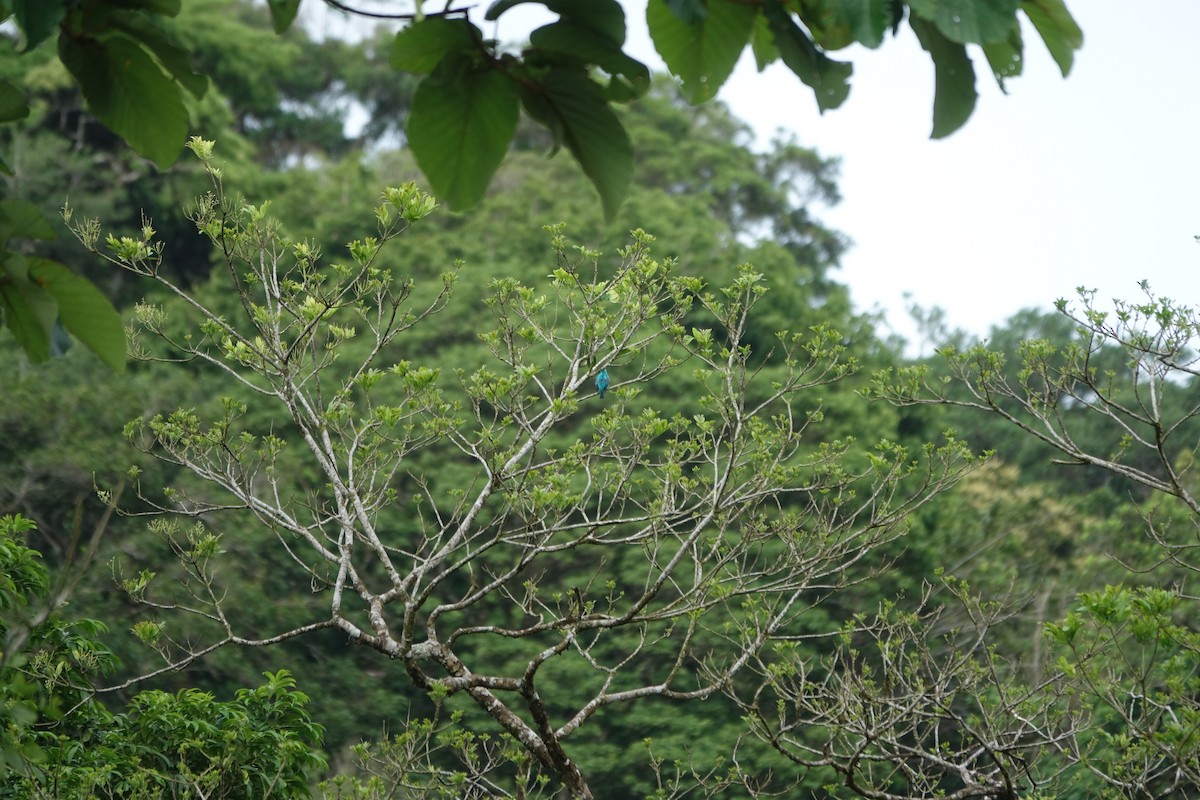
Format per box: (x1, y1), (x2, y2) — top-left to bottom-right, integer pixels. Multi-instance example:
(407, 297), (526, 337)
(1, 2), (1193, 796)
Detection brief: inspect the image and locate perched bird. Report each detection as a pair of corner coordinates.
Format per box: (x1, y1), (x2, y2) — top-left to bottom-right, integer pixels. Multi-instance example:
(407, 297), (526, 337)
(595, 369), (609, 399)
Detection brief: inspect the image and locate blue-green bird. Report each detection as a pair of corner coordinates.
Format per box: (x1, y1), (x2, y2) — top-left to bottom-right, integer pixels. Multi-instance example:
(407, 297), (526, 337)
(595, 369), (609, 399)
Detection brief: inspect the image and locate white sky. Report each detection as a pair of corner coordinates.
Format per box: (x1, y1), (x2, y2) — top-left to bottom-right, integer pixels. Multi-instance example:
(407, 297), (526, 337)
(714, 1), (1200, 349)
(476, 1), (1200, 349)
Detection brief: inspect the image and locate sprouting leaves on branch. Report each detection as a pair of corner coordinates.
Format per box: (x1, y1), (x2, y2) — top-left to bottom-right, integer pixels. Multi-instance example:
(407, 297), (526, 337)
(871, 283), (1200, 798)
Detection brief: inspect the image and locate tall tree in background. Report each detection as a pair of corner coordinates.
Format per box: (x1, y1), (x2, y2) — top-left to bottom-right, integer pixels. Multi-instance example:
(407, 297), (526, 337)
(4, 21), (899, 789)
(62, 139), (974, 797)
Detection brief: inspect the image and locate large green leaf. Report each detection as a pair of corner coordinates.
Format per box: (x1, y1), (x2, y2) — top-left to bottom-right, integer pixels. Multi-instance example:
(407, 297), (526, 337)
(0, 199), (57, 241)
(1021, 0), (1082, 76)
(0, 79), (29, 123)
(487, 0), (626, 45)
(909, 0), (1019, 45)
(12, 0), (65, 52)
(763, 4), (852, 112)
(266, 0), (300, 34)
(795, 0), (894, 50)
(528, 21), (650, 91)
(106, 13), (209, 98)
(647, 0), (757, 103)
(391, 18), (481, 74)
(103, 0), (182, 13)
(58, 34), (189, 168)
(663, 0), (707, 25)
(749, 12), (777, 70)
(407, 59), (519, 210)
(911, 15), (977, 138)
(521, 69), (632, 221)
(982, 20), (1023, 91)
(27, 258), (126, 372)
(834, 0), (895, 48)
(0, 254), (56, 362)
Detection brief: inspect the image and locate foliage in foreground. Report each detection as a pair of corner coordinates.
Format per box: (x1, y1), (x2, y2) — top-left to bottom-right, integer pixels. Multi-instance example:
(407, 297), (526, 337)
(0, 513), (327, 798)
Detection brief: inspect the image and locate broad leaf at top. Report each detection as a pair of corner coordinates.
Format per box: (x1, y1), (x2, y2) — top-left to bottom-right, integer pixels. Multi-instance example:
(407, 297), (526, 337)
(647, 0), (758, 103)
(0, 253), (57, 362)
(392, 18), (482, 75)
(488, 0), (626, 45)
(909, 0), (1019, 44)
(982, 21), (1023, 91)
(102, 0), (182, 13)
(407, 58), (520, 210)
(58, 34), (189, 168)
(764, 3), (852, 112)
(520, 69), (632, 221)
(911, 15), (977, 138)
(106, 12), (209, 98)
(796, 0), (895, 50)
(749, 13), (777, 71)
(12, 0), (66, 52)
(528, 21), (649, 94)
(848, 0), (898, 48)
(1021, 0), (1083, 76)
(28, 257), (126, 372)
(662, 0), (707, 25)
(266, 0), (301, 34)
(0, 79), (29, 123)
(0, 199), (57, 241)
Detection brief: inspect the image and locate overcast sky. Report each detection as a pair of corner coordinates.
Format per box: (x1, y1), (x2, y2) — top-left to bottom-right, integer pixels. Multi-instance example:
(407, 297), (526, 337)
(713, 1), (1200, 350)
(473, 1), (1200, 350)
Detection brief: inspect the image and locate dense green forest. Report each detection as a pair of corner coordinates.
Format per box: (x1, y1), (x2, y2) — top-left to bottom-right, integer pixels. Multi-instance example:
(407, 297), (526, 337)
(2, 2), (1197, 798)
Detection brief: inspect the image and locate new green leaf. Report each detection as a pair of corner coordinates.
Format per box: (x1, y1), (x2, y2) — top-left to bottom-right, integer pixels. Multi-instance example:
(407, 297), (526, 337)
(407, 59), (519, 210)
